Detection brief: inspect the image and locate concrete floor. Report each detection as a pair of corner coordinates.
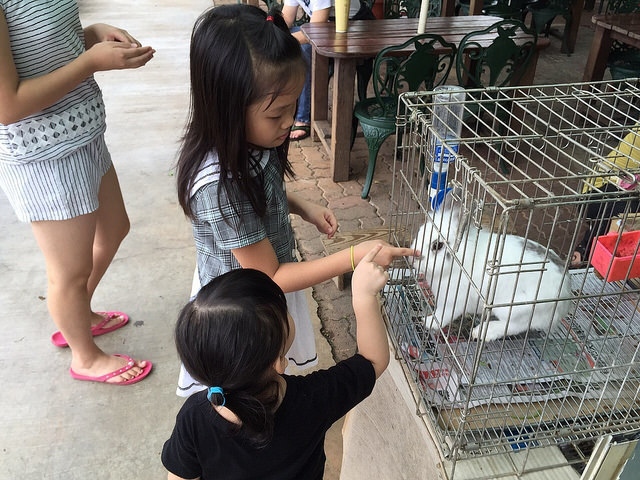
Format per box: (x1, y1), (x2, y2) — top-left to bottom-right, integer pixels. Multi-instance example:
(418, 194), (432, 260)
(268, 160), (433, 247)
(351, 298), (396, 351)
(0, 0), (605, 479)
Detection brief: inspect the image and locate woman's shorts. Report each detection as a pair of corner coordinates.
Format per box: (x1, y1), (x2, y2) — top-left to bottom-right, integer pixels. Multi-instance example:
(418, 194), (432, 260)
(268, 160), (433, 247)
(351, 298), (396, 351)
(0, 135), (112, 222)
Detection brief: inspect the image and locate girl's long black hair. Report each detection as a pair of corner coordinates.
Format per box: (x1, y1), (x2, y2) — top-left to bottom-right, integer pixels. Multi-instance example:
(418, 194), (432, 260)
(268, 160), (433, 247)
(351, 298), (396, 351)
(177, 4), (305, 220)
(175, 268), (290, 447)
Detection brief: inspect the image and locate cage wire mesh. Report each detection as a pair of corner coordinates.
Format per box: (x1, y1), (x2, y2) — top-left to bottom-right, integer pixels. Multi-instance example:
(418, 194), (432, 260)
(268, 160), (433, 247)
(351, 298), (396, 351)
(383, 79), (640, 477)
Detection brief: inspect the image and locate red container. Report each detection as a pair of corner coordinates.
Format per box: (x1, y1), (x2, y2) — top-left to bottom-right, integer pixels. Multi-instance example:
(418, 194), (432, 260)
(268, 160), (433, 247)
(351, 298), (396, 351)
(590, 231), (640, 282)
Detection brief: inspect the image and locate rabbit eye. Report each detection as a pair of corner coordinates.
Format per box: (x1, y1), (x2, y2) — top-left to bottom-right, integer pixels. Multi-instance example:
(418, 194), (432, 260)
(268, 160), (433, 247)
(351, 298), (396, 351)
(431, 241), (445, 252)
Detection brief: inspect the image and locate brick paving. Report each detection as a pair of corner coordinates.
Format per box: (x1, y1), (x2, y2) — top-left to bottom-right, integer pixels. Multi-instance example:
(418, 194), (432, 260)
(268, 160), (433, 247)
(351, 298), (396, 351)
(287, 12), (600, 362)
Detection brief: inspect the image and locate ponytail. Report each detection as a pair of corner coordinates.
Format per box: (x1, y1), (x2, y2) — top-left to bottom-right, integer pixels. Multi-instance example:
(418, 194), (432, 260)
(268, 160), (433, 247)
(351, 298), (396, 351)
(175, 269), (290, 447)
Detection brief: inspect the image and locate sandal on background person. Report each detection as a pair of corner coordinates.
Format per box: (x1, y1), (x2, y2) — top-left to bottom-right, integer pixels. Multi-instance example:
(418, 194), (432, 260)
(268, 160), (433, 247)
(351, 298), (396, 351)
(290, 124), (310, 141)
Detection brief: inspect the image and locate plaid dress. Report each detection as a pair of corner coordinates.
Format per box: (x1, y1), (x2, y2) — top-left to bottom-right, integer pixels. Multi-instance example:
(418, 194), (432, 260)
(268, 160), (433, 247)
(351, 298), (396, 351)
(190, 150), (297, 287)
(176, 149), (318, 397)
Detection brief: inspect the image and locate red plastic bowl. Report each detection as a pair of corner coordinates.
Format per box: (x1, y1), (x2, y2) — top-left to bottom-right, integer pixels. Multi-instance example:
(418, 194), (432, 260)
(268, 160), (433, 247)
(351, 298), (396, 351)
(590, 231), (640, 282)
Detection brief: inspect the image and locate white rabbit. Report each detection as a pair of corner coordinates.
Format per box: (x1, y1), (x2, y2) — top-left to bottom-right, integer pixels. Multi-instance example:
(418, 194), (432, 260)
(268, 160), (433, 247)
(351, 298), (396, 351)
(412, 189), (572, 341)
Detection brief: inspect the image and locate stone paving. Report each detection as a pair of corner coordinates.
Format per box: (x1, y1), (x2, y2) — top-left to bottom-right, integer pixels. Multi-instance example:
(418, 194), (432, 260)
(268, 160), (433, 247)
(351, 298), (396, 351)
(287, 11), (602, 363)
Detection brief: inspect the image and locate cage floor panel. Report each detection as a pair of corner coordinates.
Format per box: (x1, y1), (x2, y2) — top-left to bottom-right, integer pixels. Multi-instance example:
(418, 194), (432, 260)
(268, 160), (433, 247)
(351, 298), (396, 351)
(384, 268), (640, 454)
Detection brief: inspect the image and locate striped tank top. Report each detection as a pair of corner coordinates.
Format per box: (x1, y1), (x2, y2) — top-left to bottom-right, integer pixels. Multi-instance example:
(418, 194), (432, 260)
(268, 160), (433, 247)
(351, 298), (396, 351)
(0, 0), (106, 165)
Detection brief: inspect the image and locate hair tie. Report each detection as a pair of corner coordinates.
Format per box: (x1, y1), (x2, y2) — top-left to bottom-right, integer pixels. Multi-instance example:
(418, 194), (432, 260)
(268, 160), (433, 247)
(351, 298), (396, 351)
(266, 15), (274, 22)
(207, 386), (226, 406)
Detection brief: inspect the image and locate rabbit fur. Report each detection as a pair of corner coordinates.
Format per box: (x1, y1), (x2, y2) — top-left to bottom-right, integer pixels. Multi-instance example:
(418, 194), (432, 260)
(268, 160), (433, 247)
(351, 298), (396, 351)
(412, 190), (572, 341)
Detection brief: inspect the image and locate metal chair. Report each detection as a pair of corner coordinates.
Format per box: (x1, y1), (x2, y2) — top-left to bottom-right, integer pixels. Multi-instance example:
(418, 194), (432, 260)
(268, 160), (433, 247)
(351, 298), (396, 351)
(525, 0), (572, 53)
(352, 34), (456, 198)
(605, 0), (640, 79)
(456, 19), (537, 91)
(456, 19), (537, 172)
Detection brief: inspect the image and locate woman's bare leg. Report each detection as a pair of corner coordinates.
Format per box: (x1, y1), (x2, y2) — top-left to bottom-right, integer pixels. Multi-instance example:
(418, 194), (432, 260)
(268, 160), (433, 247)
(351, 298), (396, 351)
(86, 165), (129, 299)
(32, 211), (145, 383)
(83, 165), (130, 328)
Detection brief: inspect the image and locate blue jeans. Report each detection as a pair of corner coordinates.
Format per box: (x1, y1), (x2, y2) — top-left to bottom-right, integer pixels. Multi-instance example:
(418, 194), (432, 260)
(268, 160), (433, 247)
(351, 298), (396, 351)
(291, 26), (311, 124)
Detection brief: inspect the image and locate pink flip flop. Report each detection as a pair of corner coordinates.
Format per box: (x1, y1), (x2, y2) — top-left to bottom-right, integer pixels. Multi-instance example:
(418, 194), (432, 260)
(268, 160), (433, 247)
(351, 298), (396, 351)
(69, 354), (153, 385)
(51, 311), (129, 347)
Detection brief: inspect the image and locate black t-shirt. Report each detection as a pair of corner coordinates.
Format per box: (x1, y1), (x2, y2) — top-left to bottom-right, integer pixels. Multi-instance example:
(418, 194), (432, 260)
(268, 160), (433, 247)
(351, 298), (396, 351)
(162, 354), (376, 480)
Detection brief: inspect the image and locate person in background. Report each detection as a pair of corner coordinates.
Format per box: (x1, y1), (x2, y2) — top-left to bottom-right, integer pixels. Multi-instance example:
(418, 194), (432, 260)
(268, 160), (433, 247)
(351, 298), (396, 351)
(282, 0), (370, 140)
(0, 0), (154, 384)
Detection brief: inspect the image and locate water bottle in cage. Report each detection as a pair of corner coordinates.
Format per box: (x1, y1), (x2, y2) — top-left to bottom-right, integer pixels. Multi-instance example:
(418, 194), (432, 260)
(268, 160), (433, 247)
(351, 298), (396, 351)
(430, 86), (465, 211)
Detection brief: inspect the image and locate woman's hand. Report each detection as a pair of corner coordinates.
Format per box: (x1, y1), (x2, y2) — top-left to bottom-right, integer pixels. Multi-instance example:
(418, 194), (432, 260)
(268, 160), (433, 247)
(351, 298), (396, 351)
(82, 23), (154, 73)
(84, 41), (155, 72)
(84, 23), (142, 49)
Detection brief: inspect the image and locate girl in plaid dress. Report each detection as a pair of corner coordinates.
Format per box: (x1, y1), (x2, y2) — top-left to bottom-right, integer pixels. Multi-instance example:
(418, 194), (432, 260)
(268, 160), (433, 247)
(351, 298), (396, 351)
(175, 4), (415, 396)
(0, 1), (154, 384)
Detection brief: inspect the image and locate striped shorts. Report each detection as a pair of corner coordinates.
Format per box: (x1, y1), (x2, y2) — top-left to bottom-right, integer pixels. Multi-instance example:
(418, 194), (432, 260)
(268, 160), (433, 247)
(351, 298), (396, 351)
(0, 135), (112, 222)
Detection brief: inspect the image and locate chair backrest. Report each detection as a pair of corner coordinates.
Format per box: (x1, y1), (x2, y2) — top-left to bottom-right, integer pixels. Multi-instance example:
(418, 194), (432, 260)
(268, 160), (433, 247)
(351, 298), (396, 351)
(385, 0), (441, 18)
(606, 0), (640, 14)
(370, 33), (456, 114)
(456, 19), (537, 88)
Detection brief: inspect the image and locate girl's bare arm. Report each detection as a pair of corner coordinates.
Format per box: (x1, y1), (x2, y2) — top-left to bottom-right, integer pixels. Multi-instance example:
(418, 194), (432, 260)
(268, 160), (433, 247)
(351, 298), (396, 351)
(0, 10), (154, 124)
(232, 237), (416, 294)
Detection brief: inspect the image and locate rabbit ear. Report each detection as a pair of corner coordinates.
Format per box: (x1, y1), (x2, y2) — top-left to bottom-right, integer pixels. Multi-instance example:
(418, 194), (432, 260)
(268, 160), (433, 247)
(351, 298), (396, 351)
(440, 188), (463, 239)
(441, 187), (473, 254)
(440, 187), (461, 214)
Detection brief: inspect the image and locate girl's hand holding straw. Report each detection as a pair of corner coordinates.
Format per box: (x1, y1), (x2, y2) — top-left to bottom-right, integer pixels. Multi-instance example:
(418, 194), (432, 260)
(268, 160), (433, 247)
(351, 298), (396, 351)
(287, 192), (338, 239)
(354, 240), (419, 270)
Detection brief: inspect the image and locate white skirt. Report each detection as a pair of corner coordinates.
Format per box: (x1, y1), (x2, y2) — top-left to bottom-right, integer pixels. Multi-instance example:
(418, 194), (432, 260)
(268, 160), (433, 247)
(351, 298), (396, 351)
(176, 268), (318, 397)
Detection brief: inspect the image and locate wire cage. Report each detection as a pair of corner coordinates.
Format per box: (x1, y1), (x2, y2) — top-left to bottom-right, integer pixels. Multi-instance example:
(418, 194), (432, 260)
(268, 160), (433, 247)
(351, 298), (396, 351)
(383, 79), (640, 478)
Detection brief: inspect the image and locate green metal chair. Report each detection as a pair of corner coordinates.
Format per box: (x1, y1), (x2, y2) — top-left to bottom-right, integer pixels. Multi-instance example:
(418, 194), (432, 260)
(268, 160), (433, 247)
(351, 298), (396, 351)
(456, 19), (537, 172)
(525, 0), (572, 53)
(605, 0), (640, 79)
(456, 19), (537, 92)
(352, 34), (456, 198)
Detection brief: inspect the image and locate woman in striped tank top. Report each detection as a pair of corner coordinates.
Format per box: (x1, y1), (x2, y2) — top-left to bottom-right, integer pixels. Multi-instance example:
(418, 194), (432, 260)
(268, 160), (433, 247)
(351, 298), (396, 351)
(0, 0), (154, 385)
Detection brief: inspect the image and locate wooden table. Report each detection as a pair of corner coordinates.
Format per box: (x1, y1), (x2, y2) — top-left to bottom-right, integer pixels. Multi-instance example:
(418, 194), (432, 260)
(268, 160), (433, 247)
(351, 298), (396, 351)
(583, 13), (640, 81)
(302, 17), (548, 182)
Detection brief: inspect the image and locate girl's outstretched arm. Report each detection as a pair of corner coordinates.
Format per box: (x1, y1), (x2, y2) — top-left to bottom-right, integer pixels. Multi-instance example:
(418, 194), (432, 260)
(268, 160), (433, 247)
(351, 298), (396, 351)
(0, 10), (154, 124)
(287, 191), (337, 239)
(351, 244), (390, 378)
(232, 238), (417, 294)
